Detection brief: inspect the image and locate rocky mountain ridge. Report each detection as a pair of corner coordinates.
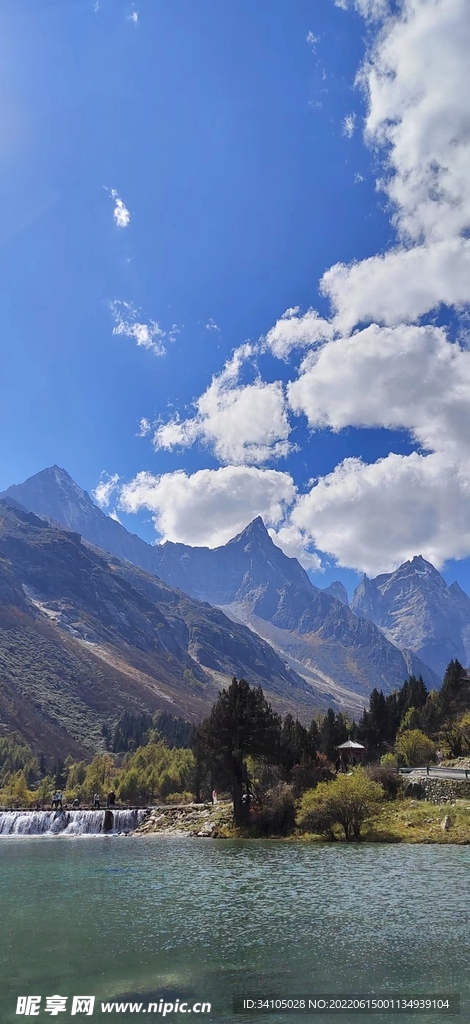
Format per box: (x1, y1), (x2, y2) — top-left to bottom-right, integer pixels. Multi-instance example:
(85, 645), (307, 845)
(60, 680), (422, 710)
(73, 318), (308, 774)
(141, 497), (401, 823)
(2, 468), (441, 710)
(322, 581), (349, 605)
(0, 501), (318, 756)
(351, 555), (470, 677)
(3, 466), (160, 573)
(148, 518), (440, 702)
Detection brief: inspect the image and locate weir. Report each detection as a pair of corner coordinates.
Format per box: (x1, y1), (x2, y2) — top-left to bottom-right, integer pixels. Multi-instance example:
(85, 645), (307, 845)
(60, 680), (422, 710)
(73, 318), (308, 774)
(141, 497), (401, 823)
(0, 808), (146, 836)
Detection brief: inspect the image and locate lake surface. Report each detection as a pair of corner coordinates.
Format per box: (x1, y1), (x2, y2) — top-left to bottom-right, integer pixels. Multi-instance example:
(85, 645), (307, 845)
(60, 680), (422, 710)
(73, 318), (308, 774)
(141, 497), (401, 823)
(0, 839), (468, 1023)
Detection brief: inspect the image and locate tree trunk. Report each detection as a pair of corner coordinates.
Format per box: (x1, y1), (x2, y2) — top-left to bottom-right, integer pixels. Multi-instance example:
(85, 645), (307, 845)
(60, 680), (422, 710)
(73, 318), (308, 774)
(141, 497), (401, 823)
(232, 777), (244, 826)
(232, 756), (250, 826)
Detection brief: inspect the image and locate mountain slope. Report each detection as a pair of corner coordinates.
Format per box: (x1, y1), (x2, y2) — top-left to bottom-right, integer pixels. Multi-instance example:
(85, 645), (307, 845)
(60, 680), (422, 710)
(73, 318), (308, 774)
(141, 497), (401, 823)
(3, 466), (162, 574)
(351, 556), (470, 677)
(150, 519), (439, 702)
(3, 468), (440, 707)
(0, 503), (320, 756)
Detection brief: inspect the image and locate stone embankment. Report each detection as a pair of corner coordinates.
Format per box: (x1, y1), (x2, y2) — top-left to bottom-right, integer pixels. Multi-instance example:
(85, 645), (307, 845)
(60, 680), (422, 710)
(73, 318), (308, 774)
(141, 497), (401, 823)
(406, 777), (470, 803)
(135, 802), (233, 837)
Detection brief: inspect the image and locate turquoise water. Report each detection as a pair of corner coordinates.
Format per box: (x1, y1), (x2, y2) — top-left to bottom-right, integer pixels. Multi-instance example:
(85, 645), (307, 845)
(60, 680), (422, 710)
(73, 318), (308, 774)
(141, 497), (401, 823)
(0, 839), (468, 1023)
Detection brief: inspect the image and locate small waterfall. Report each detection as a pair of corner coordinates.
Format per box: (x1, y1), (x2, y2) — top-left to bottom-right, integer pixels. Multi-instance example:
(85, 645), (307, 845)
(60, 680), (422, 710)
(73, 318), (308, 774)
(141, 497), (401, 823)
(0, 808), (146, 836)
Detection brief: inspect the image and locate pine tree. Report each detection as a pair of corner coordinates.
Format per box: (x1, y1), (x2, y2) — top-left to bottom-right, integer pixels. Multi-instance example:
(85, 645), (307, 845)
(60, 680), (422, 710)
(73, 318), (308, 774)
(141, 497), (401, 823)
(193, 678), (281, 824)
(308, 717), (320, 754)
(319, 709), (348, 761)
(439, 660), (468, 718)
(279, 715), (308, 779)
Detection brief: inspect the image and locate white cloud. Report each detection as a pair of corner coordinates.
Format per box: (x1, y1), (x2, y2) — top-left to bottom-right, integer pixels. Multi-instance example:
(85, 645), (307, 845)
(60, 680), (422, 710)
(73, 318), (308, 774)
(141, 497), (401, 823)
(290, 452), (470, 575)
(283, 320), (470, 571)
(341, 113), (357, 138)
(152, 344), (293, 465)
(360, 0), (470, 246)
(268, 0), (470, 572)
(268, 524), (323, 571)
(137, 417), (152, 437)
(323, 0), (470, 331)
(124, 0), (470, 576)
(110, 300), (177, 357)
(92, 472), (120, 509)
(357, 0), (390, 17)
(322, 238), (470, 332)
(334, 1), (390, 21)
(205, 318), (220, 332)
(337, 0), (390, 16)
(105, 187), (131, 229)
(129, 10), (138, 23)
(354, 172), (364, 184)
(288, 323), (470, 460)
(306, 30), (319, 50)
(262, 307), (335, 360)
(118, 467), (297, 548)
(108, 509), (122, 524)
(113, 197), (130, 229)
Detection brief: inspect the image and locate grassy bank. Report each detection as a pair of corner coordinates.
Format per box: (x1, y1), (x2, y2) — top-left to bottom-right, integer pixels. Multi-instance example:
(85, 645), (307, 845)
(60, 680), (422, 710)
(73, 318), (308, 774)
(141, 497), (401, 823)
(362, 797), (470, 844)
(135, 797), (470, 843)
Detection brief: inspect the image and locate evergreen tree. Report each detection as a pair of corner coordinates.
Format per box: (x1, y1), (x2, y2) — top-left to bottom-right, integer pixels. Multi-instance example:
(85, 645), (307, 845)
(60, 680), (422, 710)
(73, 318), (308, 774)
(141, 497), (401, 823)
(319, 709), (348, 761)
(308, 717), (320, 754)
(110, 712), (152, 752)
(193, 677), (281, 824)
(108, 710), (193, 754)
(53, 759), (67, 789)
(408, 675), (428, 709)
(0, 736), (38, 787)
(279, 715), (310, 779)
(398, 675), (428, 723)
(418, 689), (441, 736)
(438, 660), (469, 720)
(357, 676), (430, 755)
(359, 688), (400, 752)
(152, 711), (193, 749)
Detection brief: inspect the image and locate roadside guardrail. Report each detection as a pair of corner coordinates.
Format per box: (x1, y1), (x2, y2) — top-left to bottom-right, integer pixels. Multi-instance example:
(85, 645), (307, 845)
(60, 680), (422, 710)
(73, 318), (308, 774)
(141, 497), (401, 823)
(398, 766), (470, 778)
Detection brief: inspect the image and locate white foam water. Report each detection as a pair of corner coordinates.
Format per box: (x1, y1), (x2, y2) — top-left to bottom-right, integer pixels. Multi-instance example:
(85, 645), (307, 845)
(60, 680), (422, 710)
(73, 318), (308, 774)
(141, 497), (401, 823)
(0, 808), (146, 836)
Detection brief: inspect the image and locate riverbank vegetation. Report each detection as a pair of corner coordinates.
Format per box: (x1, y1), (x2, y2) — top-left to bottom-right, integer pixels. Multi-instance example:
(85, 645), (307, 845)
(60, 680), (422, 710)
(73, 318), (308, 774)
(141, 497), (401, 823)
(190, 665), (470, 836)
(1, 661), (470, 845)
(0, 712), (196, 809)
(134, 791), (470, 844)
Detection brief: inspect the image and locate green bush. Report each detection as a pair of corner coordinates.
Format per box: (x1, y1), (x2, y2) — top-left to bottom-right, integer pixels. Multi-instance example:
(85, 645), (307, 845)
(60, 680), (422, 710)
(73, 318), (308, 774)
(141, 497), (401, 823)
(380, 752), (398, 767)
(395, 729), (436, 767)
(297, 786), (337, 840)
(298, 769), (384, 841)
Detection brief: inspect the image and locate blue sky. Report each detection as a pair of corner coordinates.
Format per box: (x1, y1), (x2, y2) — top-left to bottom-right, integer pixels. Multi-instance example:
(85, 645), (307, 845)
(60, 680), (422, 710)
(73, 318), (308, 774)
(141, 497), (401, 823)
(1, 0), (470, 597)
